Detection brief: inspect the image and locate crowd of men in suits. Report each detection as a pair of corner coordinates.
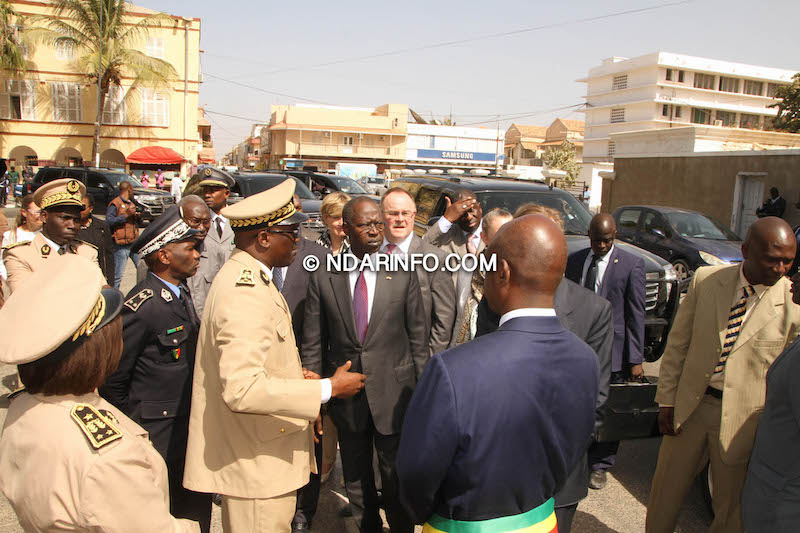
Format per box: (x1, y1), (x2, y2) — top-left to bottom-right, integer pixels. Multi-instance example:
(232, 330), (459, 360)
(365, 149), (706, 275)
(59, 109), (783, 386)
(4, 167), (800, 533)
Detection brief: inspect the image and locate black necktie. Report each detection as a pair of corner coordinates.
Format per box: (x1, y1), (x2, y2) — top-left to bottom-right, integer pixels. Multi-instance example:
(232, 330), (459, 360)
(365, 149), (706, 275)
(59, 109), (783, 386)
(179, 287), (201, 327)
(216, 218), (223, 238)
(584, 254), (599, 292)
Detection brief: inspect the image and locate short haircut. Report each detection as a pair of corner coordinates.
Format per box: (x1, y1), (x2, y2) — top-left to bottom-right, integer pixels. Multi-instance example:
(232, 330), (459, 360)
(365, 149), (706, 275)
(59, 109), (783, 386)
(17, 193), (36, 226)
(483, 208), (513, 231)
(320, 191), (351, 219)
(342, 196), (375, 225)
(119, 181), (133, 193)
(771, 187), (779, 195)
(453, 188), (476, 202)
(84, 192), (95, 208)
(514, 203), (565, 232)
(18, 315), (123, 396)
(380, 187), (415, 208)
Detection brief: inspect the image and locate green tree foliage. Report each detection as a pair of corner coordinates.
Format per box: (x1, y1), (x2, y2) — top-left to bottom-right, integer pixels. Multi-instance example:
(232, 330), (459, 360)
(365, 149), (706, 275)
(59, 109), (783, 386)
(769, 73), (800, 133)
(0, 0), (27, 72)
(28, 0), (179, 162)
(543, 141), (581, 183)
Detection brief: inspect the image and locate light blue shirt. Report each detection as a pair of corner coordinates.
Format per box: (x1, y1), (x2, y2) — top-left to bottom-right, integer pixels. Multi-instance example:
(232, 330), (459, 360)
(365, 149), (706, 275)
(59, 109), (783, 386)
(152, 273), (181, 299)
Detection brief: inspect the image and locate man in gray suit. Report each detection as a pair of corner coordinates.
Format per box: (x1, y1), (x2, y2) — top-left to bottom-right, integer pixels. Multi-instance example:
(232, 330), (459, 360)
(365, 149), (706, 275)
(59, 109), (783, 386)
(422, 188), (484, 260)
(191, 168), (236, 318)
(302, 197), (428, 533)
(380, 187), (456, 354)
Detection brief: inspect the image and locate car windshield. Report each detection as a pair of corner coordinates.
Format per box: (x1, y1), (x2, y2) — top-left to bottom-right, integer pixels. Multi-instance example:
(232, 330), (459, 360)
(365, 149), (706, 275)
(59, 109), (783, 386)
(103, 172), (143, 188)
(330, 177), (368, 194)
(475, 190), (593, 236)
(365, 177), (385, 184)
(243, 176), (315, 199)
(664, 212), (740, 241)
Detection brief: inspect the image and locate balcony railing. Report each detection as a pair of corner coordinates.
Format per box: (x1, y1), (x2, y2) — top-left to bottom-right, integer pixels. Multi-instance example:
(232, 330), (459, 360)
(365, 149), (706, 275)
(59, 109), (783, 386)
(293, 142), (404, 158)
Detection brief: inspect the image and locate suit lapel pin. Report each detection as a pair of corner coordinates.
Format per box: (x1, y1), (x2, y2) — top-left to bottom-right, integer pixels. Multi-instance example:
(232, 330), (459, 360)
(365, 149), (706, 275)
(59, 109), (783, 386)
(386, 276), (392, 280)
(614, 258), (619, 264)
(41, 244), (51, 256)
(161, 288), (173, 302)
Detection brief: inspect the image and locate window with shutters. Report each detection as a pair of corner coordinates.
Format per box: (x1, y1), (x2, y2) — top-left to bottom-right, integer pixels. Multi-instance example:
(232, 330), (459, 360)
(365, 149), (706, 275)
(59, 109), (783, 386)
(718, 76), (740, 93)
(141, 89), (169, 126)
(691, 108), (712, 125)
(610, 108), (625, 123)
(607, 141), (616, 157)
(55, 41), (75, 60)
(739, 113), (761, 129)
(51, 82), (81, 122)
(715, 110), (737, 127)
(767, 83), (784, 97)
(0, 80), (37, 120)
(693, 73), (715, 90)
(102, 85), (125, 125)
(612, 75), (628, 91)
(146, 37), (165, 59)
(743, 80), (764, 96)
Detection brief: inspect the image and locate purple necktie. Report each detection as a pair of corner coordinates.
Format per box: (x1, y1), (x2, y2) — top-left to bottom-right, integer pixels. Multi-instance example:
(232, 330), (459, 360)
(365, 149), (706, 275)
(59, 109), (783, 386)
(353, 270), (369, 343)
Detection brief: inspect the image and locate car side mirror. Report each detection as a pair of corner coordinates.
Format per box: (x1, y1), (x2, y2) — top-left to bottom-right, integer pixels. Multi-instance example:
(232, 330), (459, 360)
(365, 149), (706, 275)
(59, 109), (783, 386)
(651, 228), (667, 239)
(313, 191), (322, 199)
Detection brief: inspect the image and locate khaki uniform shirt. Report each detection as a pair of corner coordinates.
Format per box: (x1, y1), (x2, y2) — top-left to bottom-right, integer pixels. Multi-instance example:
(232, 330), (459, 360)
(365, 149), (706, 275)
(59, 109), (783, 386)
(3, 233), (99, 293)
(184, 249), (322, 499)
(0, 392), (198, 532)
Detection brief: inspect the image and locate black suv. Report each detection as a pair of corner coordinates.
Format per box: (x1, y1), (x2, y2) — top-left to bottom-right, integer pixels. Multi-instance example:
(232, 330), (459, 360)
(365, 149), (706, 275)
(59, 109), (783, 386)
(393, 175), (682, 363)
(18, 167), (174, 223)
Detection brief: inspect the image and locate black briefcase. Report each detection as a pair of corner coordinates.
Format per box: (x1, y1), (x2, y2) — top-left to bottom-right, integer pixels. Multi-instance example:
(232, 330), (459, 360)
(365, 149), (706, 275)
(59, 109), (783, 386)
(596, 377), (660, 442)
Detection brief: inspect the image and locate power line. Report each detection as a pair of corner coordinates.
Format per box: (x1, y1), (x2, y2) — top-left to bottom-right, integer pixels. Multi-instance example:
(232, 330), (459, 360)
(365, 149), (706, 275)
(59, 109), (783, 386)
(458, 104), (586, 126)
(227, 0), (692, 81)
(203, 74), (334, 105)
(204, 108), (268, 123)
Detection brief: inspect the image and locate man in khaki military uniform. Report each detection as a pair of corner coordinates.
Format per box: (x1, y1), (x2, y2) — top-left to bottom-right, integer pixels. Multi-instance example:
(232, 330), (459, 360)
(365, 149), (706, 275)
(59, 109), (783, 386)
(184, 179), (366, 533)
(3, 178), (98, 293)
(0, 255), (198, 532)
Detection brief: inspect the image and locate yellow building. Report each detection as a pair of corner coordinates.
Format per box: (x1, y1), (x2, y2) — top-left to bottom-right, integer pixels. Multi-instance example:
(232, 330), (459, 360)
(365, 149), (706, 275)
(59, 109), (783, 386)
(0, 0), (201, 177)
(267, 104), (408, 171)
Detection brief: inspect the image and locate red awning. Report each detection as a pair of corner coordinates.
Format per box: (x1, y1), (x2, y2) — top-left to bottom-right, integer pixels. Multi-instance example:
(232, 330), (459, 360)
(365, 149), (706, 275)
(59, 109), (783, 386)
(126, 146), (185, 164)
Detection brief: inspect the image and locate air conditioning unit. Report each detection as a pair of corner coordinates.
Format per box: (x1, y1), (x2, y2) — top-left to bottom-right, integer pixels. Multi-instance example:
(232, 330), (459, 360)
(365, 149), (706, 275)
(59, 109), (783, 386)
(714, 119), (723, 127)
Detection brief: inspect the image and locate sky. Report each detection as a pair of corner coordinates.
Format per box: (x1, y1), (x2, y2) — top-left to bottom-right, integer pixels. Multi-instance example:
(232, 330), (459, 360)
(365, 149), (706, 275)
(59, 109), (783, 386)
(134, 0), (800, 158)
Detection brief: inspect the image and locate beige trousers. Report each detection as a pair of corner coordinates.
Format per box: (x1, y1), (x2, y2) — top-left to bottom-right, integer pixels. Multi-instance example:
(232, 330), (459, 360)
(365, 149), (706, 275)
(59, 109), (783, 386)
(221, 491), (296, 533)
(321, 412), (338, 468)
(646, 395), (747, 533)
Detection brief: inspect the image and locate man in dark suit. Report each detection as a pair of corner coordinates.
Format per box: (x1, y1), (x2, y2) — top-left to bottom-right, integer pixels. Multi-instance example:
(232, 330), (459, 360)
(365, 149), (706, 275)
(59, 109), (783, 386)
(565, 213), (646, 490)
(380, 187), (456, 354)
(397, 214), (600, 532)
(302, 197), (428, 533)
(99, 206), (212, 532)
(475, 207), (612, 533)
(756, 187), (786, 218)
(281, 194), (331, 533)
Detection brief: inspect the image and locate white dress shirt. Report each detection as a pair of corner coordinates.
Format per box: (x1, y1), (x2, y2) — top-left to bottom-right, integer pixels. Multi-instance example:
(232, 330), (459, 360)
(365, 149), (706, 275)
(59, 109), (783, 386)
(40, 233), (67, 255)
(437, 217), (483, 253)
(498, 307), (557, 327)
(347, 252), (378, 323)
(255, 258), (332, 404)
(381, 232), (413, 255)
(210, 212), (228, 236)
(580, 244), (615, 292)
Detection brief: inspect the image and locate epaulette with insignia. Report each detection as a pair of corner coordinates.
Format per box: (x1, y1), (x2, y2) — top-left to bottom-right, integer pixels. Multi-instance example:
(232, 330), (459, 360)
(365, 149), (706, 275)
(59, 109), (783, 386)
(124, 288), (153, 311)
(1, 240), (31, 250)
(76, 239), (98, 250)
(7, 387), (26, 401)
(71, 404), (122, 449)
(98, 409), (120, 426)
(236, 268), (255, 286)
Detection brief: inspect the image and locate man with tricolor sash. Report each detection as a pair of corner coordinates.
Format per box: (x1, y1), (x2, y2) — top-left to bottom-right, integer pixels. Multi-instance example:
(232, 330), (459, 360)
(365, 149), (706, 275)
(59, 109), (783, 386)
(396, 215), (599, 533)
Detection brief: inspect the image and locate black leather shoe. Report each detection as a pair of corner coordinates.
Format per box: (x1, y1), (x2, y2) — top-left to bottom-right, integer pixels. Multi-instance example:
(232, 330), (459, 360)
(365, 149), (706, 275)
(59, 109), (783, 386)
(588, 470), (608, 490)
(291, 522), (311, 533)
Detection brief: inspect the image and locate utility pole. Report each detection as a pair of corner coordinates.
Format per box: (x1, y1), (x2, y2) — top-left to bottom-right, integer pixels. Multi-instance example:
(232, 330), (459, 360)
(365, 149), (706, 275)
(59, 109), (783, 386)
(93, 0), (103, 168)
(495, 115), (501, 173)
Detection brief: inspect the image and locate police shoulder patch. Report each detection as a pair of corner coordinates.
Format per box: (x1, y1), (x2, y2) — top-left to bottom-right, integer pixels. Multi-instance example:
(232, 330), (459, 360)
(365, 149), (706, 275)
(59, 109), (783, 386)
(236, 268), (255, 286)
(2, 240), (31, 250)
(71, 404), (122, 450)
(124, 288), (153, 311)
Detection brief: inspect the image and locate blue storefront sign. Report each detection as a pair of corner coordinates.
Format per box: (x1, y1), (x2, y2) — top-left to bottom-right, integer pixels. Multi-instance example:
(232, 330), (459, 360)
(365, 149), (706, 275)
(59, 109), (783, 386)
(416, 149), (498, 162)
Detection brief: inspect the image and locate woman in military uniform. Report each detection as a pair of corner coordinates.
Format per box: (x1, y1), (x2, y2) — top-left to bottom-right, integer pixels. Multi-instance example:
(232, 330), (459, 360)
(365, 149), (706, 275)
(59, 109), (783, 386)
(0, 254), (198, 533)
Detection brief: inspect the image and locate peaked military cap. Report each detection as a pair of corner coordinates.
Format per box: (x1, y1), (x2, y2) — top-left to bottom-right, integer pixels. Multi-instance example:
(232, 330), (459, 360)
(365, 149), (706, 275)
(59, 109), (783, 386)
(34, 178), (86, 209)
(0, 255), (124, 365)
(221, 178), (308, 230)
(130, 204), (200, 257)
(195, 166), (235, 189)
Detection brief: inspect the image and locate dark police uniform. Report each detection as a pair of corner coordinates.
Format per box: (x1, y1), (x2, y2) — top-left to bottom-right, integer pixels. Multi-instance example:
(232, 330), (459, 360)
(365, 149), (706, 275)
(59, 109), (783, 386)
(100, 209), (211, 532)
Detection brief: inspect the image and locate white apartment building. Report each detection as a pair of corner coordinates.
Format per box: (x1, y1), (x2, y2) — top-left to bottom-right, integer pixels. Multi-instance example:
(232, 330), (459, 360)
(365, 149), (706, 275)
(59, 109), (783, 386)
(405, 123), (504, 169)
(579, 52), (797, 163)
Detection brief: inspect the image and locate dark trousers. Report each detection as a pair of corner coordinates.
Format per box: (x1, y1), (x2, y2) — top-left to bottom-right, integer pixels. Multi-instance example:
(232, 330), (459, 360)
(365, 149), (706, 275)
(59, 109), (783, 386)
(169, 474), (212, 533)
(293, 429), (323, 527)
(555, 504), (578, 533)
(589, 439), (620, 472)
(338, 418), (412, 533)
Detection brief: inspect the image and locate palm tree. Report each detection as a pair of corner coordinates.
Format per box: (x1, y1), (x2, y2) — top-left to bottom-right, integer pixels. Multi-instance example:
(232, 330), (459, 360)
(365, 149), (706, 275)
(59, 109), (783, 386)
(28, 0), (178, 163)
(0, 0), (27, 72)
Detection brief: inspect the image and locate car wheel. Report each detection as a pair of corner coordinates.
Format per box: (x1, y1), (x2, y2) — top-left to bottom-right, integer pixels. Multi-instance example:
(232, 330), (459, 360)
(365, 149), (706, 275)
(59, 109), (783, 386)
(699, 462), (714, 517)
(672, 259), (692, 280)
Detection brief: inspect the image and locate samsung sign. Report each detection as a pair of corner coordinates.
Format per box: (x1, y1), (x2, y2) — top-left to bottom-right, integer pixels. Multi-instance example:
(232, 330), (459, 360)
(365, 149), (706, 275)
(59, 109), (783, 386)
(415, 149), (498, 162)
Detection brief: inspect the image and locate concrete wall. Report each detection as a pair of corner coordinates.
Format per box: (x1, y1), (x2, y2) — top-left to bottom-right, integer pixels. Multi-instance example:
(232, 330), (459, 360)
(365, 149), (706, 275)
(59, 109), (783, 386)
(602, 151), (800, 230)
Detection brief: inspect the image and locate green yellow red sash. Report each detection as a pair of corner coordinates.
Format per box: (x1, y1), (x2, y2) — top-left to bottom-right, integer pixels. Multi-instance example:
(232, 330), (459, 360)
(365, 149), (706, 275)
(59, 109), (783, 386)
(423, 498), (557, 533)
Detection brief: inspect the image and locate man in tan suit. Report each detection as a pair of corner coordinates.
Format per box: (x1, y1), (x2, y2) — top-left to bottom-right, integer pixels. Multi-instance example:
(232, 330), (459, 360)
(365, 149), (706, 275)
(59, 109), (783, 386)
(183, 179), (366, 533)
(647, 217), (800, 533)
(3, 178), (98, 293)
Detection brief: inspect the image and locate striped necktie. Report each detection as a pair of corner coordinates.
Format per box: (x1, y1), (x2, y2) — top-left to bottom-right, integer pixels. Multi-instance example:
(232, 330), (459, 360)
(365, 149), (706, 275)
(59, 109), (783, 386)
(714, 285), (755, 374)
